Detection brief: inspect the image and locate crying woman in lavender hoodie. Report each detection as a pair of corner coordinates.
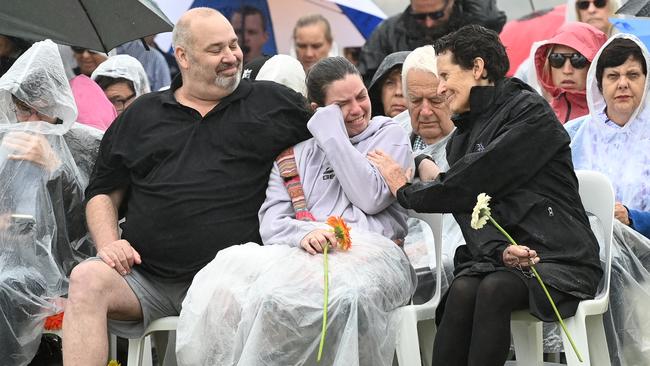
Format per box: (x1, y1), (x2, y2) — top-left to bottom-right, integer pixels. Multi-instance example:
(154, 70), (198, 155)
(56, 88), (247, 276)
(176, 57), (416, 366)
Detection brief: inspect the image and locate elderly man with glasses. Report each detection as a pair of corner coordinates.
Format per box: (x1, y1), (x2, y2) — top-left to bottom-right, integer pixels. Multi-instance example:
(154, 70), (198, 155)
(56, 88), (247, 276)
(357, 0), (506, 85)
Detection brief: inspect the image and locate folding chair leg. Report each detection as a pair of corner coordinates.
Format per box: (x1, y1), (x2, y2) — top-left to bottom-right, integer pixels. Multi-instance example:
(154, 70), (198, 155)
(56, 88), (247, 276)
(563, 316), (590, 366)
(511, 320), (543, 366)
(395, 309), (423, 366)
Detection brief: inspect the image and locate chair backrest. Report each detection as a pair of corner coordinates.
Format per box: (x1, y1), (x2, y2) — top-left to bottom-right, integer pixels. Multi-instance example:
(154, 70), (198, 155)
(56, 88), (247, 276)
(408, 210), (443, 310)
(575, 170), (615, 301)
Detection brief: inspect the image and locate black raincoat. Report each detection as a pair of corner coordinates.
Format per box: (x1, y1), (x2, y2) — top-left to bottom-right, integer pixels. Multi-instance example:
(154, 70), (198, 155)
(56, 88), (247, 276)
(397, 78), (602, 319)
(358, 0), (506, 84)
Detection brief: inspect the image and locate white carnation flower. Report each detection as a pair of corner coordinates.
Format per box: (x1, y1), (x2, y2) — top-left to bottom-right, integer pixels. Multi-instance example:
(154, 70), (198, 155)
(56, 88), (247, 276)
(471, 193), (492, 229)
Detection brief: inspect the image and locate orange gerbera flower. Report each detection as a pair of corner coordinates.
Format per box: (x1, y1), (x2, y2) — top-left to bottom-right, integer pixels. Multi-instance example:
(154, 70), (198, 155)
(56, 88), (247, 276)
(44, 312), (64, 331)
(326, 216), (351, 251)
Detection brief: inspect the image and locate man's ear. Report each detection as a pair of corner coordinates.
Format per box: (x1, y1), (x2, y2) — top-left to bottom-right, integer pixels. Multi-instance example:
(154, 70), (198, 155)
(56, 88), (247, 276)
(175, 46), (189, 70)
(310, 102), (319, 111)
(472, 57), (487, 80)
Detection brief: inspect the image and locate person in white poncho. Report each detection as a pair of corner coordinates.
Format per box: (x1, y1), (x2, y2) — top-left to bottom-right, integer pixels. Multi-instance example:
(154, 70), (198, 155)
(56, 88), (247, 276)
(0, 39), (87, 365)
(565, 33), (650, 365)
(177, 56), (416, 366)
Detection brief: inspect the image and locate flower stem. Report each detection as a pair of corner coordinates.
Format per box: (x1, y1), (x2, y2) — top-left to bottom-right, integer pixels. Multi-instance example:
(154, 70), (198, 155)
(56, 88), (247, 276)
(488, 215), (583, 362)
(317, 244), (329, 362)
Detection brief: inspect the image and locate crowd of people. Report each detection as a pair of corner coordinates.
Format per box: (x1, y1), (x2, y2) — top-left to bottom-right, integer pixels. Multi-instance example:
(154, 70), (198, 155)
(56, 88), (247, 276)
(1, 0), (650, 365)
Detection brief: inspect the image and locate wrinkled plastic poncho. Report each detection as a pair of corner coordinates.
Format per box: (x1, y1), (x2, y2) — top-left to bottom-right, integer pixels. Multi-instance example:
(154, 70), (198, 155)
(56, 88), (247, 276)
(563, 34), (650, 365)
(91, 54), (151, 97)
(0, 39), (87, 365)
(177, 231), (414, 366)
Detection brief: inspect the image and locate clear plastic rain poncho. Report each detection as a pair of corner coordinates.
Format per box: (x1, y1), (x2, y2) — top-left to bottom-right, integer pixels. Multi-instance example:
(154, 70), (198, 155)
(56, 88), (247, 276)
(0, 39), (87, 365)
(565, 34), (650, 365)
(90, 54), (151, 97)
(177, 232), (414, 366)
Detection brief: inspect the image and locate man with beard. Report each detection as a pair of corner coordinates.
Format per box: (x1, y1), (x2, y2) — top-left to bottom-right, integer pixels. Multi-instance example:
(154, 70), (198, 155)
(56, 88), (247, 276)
(358, 0), (506, 84)
(62, 7), (312, 365)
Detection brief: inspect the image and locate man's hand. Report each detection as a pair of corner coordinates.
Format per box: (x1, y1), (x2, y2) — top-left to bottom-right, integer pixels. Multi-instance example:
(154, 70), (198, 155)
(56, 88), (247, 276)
(614, 202), (630, 226)
(2, 131), (61, 171)
(418, 158), (441, 181)
(502, 245), (540, 268)
(300, 229), (338, 255)
(367, 149), (412, 197)
(97, 239), (142, 275)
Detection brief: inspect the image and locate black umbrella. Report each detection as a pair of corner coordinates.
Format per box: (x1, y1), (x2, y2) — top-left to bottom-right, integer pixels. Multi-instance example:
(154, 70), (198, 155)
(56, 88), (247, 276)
(616, 0), (650, 17)
(0, 0), (173, 53)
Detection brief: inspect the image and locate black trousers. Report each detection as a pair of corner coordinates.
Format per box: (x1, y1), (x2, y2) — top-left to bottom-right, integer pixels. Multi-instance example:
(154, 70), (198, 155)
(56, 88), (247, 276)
(432, 270), (528, 366)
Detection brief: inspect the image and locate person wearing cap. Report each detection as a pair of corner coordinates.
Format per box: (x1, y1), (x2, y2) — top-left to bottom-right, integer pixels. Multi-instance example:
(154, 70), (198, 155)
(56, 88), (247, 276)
(91, 54), (151, 116)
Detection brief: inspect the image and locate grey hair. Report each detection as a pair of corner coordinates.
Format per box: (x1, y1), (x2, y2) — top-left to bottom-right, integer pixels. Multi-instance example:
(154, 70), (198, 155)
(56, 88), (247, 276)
(172, 7), (222, 50)
(293, 14), (333, 44)
(401, 45), (438, 96)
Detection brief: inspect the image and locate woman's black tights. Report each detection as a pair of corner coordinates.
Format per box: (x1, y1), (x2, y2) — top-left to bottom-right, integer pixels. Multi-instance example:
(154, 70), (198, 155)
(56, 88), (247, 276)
(431, 270), (529, 366)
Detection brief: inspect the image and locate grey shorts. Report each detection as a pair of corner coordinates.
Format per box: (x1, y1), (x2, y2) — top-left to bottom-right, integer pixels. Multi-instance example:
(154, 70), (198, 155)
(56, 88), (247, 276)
(86, 258), (192, 339)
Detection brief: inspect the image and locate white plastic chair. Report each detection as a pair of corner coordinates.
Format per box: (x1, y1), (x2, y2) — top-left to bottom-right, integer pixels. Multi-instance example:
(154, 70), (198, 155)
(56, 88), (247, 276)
(510, 170), (615, 366)
(395, 211), (443, 366)
(127, 316), (178, 366)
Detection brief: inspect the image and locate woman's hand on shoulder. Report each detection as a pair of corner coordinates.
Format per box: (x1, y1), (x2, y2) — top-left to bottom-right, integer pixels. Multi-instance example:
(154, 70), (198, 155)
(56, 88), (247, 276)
(300, 229), (338, 255)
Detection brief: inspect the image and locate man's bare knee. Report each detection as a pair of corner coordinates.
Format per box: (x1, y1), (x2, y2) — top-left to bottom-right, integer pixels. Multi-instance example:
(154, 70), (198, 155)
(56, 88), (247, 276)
(67, 261), (137, 314)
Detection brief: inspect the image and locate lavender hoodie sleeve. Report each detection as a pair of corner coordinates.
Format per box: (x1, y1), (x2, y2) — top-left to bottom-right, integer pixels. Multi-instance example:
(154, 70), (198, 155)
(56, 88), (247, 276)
(258, 162), (326, 246)
(308, 104), (412, 215)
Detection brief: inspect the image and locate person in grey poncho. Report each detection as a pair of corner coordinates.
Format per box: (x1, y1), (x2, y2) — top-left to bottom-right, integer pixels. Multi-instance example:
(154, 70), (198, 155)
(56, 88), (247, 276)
(176, 57), (416, 366)
(0, 39), (87, 365)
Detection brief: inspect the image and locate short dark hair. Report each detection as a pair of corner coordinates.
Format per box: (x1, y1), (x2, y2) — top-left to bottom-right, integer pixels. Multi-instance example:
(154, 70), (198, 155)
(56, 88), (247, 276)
(233, 5), (267, 31)
(596, 38), (647, 92)
(94, 76), (135, 94)
(306, 56), (359, 106)
(433, 24), (509, 83)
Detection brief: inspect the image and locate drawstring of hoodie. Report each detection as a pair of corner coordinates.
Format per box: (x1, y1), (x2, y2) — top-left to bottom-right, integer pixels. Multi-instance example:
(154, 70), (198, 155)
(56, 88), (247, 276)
(562, 92), (572, 123)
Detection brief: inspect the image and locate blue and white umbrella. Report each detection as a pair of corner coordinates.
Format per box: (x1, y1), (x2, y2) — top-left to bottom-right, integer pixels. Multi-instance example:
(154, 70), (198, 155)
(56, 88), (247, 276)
(154, 0), (386, 55)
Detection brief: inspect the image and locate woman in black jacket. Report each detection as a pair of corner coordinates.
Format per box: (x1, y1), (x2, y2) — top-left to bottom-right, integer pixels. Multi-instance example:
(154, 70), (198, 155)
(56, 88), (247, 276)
(368, 25), (602, 366)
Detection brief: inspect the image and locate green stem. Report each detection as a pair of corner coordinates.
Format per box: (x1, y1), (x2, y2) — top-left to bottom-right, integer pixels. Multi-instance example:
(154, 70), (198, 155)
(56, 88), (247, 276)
(317, 244), (329, 362)
(488, 215), (584, 363)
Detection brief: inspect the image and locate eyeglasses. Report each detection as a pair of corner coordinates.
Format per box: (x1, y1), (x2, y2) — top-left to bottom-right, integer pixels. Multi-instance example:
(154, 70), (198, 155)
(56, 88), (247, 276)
(411, 0), (450, 22)
(71, 46), (103, 55)
(548, 53), (589, 69)
(109, 93), (136, 112)
(576, 0), (608, 10)
(11, 100), (36, 118)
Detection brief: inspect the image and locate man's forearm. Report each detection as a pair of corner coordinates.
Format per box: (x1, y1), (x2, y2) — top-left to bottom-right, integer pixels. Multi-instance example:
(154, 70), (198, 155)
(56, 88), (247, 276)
(86, 192), (123, 251)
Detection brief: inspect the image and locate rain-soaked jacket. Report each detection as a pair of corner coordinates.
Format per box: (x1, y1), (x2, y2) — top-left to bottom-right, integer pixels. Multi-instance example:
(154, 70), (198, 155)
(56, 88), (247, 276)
(397, 77), (602, 320)
(368, 51), (409, 117)
(535, 22), (607, 124)
(0, 39), (87, 365)
(568, 34), (650, 238)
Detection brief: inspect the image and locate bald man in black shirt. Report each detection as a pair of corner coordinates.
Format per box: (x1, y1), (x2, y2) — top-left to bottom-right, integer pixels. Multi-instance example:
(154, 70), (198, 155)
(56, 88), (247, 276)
(63, 8), (311, 365)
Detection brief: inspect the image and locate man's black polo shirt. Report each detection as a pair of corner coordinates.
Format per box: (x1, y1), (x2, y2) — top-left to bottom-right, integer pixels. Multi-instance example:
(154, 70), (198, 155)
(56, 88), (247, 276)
(86, 77), (312, 280)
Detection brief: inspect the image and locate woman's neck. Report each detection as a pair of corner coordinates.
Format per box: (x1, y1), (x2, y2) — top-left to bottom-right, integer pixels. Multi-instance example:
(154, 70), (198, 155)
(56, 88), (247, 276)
(605, 108), (632, 127)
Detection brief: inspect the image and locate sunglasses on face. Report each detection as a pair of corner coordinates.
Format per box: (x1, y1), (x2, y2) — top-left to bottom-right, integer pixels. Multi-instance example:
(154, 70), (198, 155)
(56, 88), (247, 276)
(576, 0), (607, 10)
(71, 46), (102, 55)
(548, 52), (589, 69)
(411, 0), (449, 22)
